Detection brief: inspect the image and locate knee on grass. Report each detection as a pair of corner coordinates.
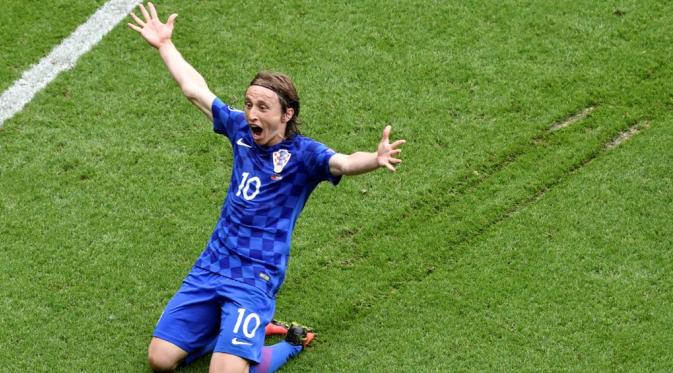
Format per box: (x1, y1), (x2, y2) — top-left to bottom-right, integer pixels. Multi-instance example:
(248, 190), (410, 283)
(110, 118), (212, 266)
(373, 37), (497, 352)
(147, 352), (180, 372)
(147, 338), (187, 372)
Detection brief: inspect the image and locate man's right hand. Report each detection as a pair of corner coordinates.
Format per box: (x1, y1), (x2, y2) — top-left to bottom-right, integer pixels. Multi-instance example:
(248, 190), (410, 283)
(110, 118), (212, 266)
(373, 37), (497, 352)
(128, 2), (215, 121)
(128, 2), (177, 50)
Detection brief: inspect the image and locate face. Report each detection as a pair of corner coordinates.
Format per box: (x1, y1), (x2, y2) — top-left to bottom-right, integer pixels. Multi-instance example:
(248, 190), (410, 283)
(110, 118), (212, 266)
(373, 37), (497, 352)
(244, 85), (293, 146)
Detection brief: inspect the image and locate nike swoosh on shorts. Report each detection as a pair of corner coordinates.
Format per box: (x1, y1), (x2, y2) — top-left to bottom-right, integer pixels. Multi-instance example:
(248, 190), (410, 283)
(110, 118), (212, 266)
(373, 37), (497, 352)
(231, 338), (252, 346)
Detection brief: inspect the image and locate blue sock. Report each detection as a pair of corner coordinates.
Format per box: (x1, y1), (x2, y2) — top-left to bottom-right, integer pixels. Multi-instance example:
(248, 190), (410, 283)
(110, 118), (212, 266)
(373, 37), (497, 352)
(251, 341), (304, 373)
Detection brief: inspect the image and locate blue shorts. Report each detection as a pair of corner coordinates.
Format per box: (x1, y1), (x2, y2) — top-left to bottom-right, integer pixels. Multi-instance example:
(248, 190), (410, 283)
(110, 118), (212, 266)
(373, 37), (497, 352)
(153, 266), (275, 364)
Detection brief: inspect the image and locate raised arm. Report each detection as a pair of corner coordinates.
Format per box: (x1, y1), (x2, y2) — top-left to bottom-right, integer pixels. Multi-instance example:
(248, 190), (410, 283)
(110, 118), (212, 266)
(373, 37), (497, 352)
(128, 3), (215, 120)
(329, 125), (406, 176)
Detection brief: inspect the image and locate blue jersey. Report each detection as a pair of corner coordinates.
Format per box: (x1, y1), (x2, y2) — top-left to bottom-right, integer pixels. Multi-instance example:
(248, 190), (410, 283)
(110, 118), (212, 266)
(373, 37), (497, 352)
(194, 98), (340, 297)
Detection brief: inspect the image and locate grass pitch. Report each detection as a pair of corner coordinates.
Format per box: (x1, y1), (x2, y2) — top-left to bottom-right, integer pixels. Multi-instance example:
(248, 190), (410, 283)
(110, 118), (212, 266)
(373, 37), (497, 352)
(1, 1), (673, 371)
(0, 0), (108, 93)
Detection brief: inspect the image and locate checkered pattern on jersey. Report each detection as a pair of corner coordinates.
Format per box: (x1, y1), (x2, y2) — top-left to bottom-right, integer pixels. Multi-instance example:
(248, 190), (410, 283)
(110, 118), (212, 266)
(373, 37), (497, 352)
(194, 98), (340, 297)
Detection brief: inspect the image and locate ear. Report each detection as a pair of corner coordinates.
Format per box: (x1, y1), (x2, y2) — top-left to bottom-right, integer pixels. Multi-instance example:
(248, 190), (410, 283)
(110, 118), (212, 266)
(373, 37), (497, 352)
(282, 108), (295, 124)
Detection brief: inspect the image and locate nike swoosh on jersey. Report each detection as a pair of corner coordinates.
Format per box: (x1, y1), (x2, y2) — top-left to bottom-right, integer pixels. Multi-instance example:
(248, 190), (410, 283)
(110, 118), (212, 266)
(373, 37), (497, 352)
(237, 138), (252, 148)
(231, 338), (252, 346)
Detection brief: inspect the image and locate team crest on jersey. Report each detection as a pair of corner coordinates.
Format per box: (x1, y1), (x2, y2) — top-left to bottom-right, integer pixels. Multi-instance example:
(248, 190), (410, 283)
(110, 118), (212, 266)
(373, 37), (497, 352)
(272, 149), (291, 174)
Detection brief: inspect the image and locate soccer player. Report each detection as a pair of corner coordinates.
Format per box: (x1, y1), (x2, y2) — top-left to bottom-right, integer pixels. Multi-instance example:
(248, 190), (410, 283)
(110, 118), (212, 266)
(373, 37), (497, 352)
(128, 3), (405, 372)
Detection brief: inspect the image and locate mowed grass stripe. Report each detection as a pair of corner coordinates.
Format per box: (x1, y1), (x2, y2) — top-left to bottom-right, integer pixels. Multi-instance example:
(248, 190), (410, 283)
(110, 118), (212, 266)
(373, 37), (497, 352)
(309, 114), (673, 372)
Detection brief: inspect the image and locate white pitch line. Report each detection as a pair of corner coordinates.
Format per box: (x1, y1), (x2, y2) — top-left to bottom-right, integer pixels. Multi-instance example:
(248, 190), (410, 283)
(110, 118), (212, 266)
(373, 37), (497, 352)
(0, 0), (142, 128)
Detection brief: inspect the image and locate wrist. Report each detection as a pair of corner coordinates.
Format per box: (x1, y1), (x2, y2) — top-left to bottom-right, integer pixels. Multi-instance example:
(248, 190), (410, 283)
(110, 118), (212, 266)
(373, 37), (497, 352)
(157, 39), (175, 52)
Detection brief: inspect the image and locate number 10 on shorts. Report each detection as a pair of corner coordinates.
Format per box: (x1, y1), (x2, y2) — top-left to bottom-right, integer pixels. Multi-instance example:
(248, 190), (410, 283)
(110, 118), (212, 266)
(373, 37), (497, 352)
(233, 308), (261, 338)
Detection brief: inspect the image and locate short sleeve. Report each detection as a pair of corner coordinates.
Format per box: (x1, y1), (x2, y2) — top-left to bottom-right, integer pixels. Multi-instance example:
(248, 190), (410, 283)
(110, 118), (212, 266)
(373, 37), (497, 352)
(212, 97), (246, 141)
(304, 139), (341, 186)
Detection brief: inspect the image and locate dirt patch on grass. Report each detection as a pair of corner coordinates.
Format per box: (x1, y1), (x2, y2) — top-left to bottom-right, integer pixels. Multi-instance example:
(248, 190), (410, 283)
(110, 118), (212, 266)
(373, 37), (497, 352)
(605, 121), (650, 150)
(550, 106), (595, 132)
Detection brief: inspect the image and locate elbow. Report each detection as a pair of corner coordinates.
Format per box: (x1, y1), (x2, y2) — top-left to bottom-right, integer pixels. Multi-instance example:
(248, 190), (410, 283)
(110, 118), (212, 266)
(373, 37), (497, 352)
(329, 154), (349, 177)
(330, 164), (345, 177)
(181, 84), (200, 100)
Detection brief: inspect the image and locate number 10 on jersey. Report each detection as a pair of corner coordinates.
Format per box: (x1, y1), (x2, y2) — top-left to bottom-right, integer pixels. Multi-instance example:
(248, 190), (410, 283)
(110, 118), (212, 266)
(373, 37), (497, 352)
(236, 172), (261, 201)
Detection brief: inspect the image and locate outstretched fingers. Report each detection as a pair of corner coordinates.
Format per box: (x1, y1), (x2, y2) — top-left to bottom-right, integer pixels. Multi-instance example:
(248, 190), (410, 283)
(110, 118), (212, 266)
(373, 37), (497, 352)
(127, 3), (177, 49)
(129, 11), (145, 26)
(148, 2), (159, 20)
(377, 148), (400, 172)
(139, 3), (151, 21)
(166, 13), (178, 27)
(388, 148), (402, 157)
(127, 22), (141, 33)
(390, 139), (406, 149)
(384, 150), (403, 171)
(377, 125), (405, 172)
(381, 125), (392, 143)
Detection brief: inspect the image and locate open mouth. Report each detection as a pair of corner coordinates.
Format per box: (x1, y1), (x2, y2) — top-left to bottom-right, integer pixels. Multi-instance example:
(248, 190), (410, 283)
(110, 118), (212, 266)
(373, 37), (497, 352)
(250, 124), (263, 137)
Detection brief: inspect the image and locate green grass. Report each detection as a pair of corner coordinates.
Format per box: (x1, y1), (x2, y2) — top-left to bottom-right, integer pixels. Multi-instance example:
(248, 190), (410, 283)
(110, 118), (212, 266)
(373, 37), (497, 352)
(1, 0), (673, 371)
(315, 116), (673, 371)
(0, 0), (108, 93)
